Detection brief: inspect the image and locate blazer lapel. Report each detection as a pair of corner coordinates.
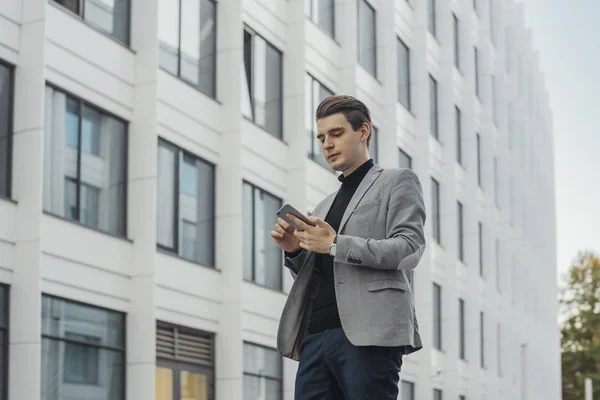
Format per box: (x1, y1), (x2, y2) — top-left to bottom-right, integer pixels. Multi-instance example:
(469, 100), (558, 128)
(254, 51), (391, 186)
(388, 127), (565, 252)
(338, 165), (383, 234)
(315, 190), (338, 220)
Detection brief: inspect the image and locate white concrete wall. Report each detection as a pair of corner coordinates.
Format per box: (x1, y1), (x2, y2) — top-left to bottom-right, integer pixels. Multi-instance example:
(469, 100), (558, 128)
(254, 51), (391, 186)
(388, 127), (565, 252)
(0, 0), (560, 399)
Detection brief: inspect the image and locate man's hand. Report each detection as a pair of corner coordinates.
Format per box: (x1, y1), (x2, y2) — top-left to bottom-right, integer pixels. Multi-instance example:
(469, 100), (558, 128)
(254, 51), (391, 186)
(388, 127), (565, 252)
(270, 217), (302, 253)
(288, 214), (337, 254)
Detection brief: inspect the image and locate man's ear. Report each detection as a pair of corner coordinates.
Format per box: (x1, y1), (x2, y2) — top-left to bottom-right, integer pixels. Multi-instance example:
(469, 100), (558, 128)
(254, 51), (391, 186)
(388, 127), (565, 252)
(360, 122), (371, 143)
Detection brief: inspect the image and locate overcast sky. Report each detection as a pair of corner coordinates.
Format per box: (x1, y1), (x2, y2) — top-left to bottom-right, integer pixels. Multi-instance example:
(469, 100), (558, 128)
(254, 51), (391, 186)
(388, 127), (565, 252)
(520, 0), (600, 285)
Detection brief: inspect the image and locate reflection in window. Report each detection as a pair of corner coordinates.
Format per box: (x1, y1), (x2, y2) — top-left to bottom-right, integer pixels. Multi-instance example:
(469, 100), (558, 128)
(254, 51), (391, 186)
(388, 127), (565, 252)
(305, 74), (334, 169)
(306, 0), (334, 37)
(243, 343), (282, 400)
(159, 0), (217, 98)
(358, 0), (376, 77)
(41, 295), (125, 400)
(0, 62), (13, 198)
(52, 0), (130, 44)
(157, 140), (215, 267)
(242, 27), (283, 139)
(43, 86), (127, 236)
(243, 182), (283, 290)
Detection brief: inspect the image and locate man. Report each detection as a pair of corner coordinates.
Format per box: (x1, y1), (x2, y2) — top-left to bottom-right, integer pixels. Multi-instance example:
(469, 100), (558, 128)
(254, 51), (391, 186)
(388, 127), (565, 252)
(270, 95), (426, 399)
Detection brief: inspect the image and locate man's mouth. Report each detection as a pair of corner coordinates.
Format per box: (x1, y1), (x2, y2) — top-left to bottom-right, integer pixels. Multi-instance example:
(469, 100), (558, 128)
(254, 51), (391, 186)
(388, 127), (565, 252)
(328, 153), (340, 160)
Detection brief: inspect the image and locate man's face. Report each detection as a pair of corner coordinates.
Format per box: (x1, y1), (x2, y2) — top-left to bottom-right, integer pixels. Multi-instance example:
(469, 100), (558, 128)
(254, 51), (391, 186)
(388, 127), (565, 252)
(316, 113), (370, 173)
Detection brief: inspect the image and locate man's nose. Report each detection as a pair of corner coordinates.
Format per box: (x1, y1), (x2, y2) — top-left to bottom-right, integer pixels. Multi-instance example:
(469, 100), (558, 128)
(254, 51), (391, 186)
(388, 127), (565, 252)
(323, 136), (334, 149)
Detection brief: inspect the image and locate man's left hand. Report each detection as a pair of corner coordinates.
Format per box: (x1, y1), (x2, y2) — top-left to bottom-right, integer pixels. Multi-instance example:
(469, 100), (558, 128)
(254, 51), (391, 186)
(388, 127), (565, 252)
(287, 214), (336, 254)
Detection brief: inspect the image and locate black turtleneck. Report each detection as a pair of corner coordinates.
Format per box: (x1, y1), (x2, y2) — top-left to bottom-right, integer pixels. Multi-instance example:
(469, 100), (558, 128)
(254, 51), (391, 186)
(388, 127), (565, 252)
(307, 159), (375, 333)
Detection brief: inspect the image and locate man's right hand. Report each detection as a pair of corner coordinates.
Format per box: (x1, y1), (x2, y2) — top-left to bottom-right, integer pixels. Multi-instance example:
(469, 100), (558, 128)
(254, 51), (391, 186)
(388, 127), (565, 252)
(270, 217), (301, 253)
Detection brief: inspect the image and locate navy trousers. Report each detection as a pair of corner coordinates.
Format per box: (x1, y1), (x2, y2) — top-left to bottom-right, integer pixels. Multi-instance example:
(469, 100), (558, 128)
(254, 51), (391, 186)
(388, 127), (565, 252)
(294, 328), (404, 400)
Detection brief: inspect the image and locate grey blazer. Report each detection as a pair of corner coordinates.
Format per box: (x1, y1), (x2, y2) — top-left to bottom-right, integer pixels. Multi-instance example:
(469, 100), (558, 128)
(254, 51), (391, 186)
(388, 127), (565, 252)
(277, 165), (427, 361)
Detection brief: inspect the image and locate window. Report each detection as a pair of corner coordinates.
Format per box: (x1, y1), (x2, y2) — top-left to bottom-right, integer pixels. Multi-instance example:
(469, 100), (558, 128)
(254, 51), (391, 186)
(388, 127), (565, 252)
(305, 74), (334, 169)
(429, 74), (439, 140)
(457, 201), (464, 262)
(157, 140), (215, 266)
(41, 295), (125, 400)
(478, 222), (484, 277)
(476, 133), (482, 186)
(460, 396), (466, 400)
(243, 182), (283, 290)
(459, 298), (466, 360)
(480, 311), (485, 369)
(401, 381), (414, 400)
(43, 85), (127, 236)
(243, 343), (283, 400)
(0, 285), (7, 400)
(306, 0), (334, 37)
(434, 388), (443, 400)
(156, 323), (215, 400)
(398, 148), (412, 169)
(370, 125), (378, 163)
(495, 238), (500, 292)
(497, 322), (502, 376)
(474, 47), (480, 99)
(433, 283), (442, 350)
(358, 0), (377, 77)
(453, 14), (460, 70)
(428, 0), (436, 37)
(52, 0), (130, 44)
(0, 62), (13, 199)
(242, 27), (283, 139)
(494, 156), (499, 207)
(431, 178), (441, 244)
(397, 37), (411, 110)
(158, 0), (217, 98)
(455, 106), (462, 164)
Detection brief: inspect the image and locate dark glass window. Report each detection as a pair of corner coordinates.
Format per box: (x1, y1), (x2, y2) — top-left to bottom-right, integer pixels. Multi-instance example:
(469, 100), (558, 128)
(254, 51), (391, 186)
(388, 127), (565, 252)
(474, 47), (481, 99)
(0, 62), (13, 198)
(401, 381), (414, 400)
(429, 74), (439, 140)
(43, 85), (127, 236)
(459, 298), (466, 360)
(453, 14), (460, 70)
(457, 201), (464, 262)
(243, 182), (283, 290)
(428, 0), (436, 37)
(41, 295), (125, 400)
(456, 106), (462, 164)
(53, 0), (130, 44)
(157, 140), (215, 266)
(398, 148), (412, 170)
(433, 283), (442, 350)
(431, 178), (441, 244)
(158, 0), (217, 98)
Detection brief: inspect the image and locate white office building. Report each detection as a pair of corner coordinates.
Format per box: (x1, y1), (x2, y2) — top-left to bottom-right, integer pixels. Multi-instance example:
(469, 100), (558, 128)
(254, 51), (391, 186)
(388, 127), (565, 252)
(0, 0), (560, 399)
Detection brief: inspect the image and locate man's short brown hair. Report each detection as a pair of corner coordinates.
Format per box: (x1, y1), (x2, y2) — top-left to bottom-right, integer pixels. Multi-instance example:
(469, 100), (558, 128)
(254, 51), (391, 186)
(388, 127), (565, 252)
(315, 95), (373, 147)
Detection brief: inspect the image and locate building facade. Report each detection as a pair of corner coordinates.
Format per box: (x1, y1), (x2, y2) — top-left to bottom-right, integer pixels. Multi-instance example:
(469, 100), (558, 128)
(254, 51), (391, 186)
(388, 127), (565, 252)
(0, 0), (561, 399)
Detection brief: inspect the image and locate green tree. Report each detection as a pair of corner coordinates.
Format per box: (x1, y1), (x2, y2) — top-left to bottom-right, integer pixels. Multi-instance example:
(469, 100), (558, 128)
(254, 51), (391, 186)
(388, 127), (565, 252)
(560, 250), (600, 400)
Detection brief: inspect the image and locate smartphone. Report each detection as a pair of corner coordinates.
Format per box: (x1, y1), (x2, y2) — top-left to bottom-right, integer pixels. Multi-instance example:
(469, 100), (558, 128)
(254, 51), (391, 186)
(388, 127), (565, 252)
(276, 204), (316, 231)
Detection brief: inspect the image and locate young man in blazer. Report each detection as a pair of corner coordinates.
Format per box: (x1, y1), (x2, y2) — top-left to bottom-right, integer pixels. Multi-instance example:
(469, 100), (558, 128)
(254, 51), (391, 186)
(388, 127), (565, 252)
(270, 95), (426, 399)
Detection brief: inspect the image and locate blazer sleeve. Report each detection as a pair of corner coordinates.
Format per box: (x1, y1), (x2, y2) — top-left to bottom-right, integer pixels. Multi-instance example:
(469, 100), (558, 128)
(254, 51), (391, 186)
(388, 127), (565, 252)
(284, 249), (307, 278)
(334, 169), (427, 271)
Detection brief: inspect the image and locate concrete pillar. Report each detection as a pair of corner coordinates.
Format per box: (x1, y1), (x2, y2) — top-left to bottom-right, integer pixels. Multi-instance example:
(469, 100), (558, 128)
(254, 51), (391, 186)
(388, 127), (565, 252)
(125, 0), (160, 398)
(9, 0), (46, 399)
(214, 1), (244, 398)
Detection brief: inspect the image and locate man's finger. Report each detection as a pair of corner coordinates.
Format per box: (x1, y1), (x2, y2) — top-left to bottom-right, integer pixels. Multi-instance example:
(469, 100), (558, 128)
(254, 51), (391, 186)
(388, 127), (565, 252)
(309, 216), (326, 228)
(278, 217), (292, 231)
(275, 224), (287, 235)
(270, 230), (283, 239)
(287, 213), (309, 230)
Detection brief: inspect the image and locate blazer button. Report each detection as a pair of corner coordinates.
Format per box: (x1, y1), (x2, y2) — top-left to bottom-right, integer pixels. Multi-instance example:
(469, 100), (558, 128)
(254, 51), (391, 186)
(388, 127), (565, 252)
(357, 260), (362, 264)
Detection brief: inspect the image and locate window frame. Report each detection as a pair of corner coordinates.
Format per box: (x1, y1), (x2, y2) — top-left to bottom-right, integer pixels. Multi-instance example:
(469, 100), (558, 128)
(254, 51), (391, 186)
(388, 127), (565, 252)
(156, 138), (216, 267)
(243, 180), (284, 291)
(401, 380), (415, 400)
(44, 83), (129, 238)
(0, 59), (14, 201)
(51, 0), (131, 46)
(158, 0), (218, 99)
(306, 73), (334, 169)
(0, 284), (8, 400)
(397, 36), (411, 111)
(40, 294), (126, 400)
(156, 321), (216, 400)
(243, 25), (284, 139)
(307, 0), (335, 39)
(243, 342), (283, 399)
(357, 0), (377, 78)
(429, 74), (439, 141)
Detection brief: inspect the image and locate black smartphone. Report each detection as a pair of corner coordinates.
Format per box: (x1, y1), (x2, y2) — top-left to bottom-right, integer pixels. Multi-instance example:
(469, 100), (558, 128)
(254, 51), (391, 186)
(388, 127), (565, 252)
(276, 204), (316, 231)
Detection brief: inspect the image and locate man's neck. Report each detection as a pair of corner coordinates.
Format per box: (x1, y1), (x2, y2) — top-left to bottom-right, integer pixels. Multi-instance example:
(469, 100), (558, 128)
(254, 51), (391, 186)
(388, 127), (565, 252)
(342, 156), (370, 177)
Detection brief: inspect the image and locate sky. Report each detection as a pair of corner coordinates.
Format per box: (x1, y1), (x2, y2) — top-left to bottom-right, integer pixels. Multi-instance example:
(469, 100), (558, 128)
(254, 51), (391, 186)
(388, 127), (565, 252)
(520, 0), (600, 286)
